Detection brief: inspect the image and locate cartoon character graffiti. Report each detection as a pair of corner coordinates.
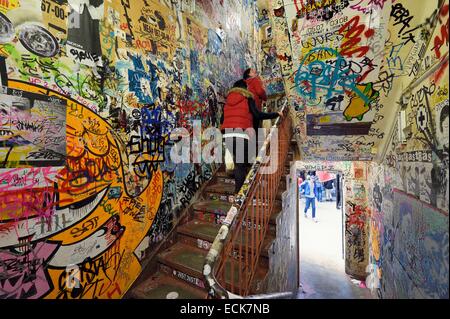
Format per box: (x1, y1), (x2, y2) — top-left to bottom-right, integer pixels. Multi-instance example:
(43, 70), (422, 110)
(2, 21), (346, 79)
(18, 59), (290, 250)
(343, 83), (379, 121)
(0, 80), (163, 299)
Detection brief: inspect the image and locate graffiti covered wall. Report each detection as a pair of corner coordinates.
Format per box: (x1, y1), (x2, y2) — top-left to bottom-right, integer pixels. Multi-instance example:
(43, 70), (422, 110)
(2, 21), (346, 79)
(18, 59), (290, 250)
(268, 0), (448, 298)
(257, 0), (286, 97)
(0, 0), (260, 299)
(366, 0), (449, 299)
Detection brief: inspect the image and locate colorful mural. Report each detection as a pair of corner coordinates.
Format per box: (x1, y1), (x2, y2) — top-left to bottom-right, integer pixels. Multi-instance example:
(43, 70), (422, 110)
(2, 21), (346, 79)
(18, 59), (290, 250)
(0, 0), (260, 299)
(268, 0), (448, 297)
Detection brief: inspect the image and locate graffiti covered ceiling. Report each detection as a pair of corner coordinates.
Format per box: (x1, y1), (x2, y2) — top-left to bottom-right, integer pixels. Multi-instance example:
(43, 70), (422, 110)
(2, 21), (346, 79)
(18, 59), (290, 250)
(268, 0), (448, 162)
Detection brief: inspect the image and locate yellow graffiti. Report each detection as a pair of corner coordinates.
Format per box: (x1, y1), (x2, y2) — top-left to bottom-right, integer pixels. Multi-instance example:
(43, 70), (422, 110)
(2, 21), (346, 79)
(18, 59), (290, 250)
(344, 83), (379, 121)
(6, 79), (163, 299)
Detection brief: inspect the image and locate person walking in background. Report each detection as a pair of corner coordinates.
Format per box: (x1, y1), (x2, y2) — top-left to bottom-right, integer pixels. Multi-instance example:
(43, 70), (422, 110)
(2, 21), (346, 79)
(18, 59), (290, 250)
(221, 79), (281, 194)
(299, 175), (320, 222)
(324, 179), (334, 201)
(316, 177), (324, 202)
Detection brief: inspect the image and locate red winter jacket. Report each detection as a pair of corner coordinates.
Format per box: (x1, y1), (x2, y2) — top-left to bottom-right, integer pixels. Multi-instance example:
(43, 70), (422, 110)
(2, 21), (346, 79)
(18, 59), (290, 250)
(221, 88), (254, 130)
(245, 76), (267, 111)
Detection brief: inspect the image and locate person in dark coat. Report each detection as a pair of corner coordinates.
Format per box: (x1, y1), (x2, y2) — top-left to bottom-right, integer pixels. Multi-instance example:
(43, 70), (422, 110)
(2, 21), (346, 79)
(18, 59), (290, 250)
(324, 179), (334, 201)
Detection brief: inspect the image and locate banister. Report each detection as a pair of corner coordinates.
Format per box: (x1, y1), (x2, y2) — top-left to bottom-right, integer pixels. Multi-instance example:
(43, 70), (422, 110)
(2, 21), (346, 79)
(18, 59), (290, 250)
(203, 100), (290, 299)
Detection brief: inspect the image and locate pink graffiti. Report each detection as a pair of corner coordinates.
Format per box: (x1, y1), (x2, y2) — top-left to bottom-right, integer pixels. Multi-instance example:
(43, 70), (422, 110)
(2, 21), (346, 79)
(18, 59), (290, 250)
(350, 0), (388, 13)
(0, 241), (58, 299)
(0, 167), (62, 221)
(0, 167), (59, 192)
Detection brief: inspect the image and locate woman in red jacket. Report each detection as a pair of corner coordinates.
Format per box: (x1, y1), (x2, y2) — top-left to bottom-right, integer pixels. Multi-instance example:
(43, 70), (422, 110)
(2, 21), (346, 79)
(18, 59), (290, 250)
(244, 68), (269, 147)
(243, 68), (268, 112)
(221, 79), (282, 193)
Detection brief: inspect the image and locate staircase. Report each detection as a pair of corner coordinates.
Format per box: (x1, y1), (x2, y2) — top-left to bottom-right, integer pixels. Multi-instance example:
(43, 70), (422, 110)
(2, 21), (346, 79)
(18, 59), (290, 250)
(127, 144), (295, 299)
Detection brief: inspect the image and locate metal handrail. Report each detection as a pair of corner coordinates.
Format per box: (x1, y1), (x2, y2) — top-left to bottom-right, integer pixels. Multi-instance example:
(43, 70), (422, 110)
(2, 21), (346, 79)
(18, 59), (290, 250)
(203, 100), (290, 299)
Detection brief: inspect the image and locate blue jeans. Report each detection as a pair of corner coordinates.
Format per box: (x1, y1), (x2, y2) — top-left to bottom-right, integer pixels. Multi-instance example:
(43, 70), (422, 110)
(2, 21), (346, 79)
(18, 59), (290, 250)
(304, 197), (316, 218)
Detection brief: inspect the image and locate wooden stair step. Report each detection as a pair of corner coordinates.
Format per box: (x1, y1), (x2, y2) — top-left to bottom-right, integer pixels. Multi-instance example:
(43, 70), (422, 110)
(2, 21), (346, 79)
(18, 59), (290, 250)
(270, 209), (281, 226)
(157, 242), (207, 278)
(276, 188), (285, 200)
(178, 220), (221, 243)
(191, 200), (232, 224)
(192, 200), (232, 215)
(157, 242), (247, 290)
(269, 223), (276, 237)
(274, 199), (282, 211)
(215, 171), (235, 184)
(249, 264), (270, 295)
(191, 199), (280, 231)
(130, 271), (207, 299)
(204, 181), (236, 195)
(260, 234), (275, 258)
(178, 220), (274, 259)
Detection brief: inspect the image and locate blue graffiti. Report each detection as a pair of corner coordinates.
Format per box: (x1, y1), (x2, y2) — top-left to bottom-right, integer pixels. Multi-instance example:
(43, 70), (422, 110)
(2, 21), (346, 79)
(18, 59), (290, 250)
(140, 106), (176, 138)
(266, 80), (285, 96)
(294, 47), (371, 104)
(128, 55), (159, 104)
(207, 29), (223, 55)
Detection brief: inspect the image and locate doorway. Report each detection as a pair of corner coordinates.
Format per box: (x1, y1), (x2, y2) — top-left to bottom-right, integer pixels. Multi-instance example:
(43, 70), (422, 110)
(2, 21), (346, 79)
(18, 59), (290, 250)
(297, 169), (370, 299)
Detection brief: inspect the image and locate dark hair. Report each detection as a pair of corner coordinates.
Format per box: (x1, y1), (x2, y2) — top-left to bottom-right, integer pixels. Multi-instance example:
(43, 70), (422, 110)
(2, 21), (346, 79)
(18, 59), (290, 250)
(243, 68), (252, 80)
(440, 103), (449, 132)
(233, 79), (247, 89)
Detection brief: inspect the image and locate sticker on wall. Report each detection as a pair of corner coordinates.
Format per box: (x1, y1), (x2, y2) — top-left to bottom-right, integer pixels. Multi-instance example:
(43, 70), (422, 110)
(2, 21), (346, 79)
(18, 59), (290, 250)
(416, 105), (429, 132)
(0, 12), (14, 43)
(18, 24), (59, 57)
(0, 87), (67, 167)
(435, 99), (449, 152)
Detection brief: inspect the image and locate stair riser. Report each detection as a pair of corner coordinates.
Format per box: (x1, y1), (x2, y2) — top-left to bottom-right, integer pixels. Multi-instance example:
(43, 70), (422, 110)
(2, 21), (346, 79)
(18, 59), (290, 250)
(177, 233), (270, 268)
(216, 177), (235, 185)
(205, 192), (235, 202)
(159, 262), (256, 294)
(194, 208), (280, 226)
(159, 264), (207, 291)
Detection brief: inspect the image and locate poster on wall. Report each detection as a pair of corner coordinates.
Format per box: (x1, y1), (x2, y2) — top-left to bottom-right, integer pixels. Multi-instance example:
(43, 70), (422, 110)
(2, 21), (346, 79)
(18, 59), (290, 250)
(66, 0), (104, 67)
(129, 0), (177, 59)
(435, 99), (449, 153)
(0, 87), (67, 167)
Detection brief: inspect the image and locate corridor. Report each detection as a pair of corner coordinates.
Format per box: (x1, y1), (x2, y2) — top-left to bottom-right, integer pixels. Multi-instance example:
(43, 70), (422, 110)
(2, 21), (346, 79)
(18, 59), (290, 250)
(298, 200), (372, 299)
